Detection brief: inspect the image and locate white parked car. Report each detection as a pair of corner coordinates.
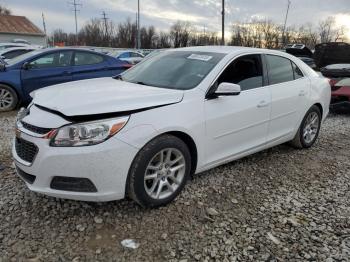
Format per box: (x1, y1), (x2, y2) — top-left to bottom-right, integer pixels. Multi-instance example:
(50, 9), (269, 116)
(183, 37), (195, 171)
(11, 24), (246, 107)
(13, 46), (331, 207)
(108, 50), (145, 65)
(0, 42), (29, 51)
(0, 47), (37, 62)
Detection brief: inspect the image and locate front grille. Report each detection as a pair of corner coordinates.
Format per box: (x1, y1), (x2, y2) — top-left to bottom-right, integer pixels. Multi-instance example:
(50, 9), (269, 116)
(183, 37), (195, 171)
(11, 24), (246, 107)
(15, 137), (38, 163)
(16, 166), (36, 184)
(21, 121), (52, 135)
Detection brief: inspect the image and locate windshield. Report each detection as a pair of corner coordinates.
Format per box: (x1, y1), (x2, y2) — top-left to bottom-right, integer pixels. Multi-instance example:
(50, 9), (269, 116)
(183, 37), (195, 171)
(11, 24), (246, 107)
(121, 51), (225, 90)
(6, 50), (43, 66)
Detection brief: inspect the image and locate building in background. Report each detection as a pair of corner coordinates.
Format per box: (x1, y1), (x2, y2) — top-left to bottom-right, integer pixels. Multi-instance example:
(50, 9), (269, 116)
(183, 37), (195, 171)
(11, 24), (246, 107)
(0, 15), (46, 45)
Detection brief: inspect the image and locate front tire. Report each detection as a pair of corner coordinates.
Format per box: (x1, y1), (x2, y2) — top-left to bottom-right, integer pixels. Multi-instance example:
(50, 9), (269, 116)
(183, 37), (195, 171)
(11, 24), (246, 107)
(290, 105), (322, 149)
(127, 135), (191, 208)
(0, 84), (18, 112)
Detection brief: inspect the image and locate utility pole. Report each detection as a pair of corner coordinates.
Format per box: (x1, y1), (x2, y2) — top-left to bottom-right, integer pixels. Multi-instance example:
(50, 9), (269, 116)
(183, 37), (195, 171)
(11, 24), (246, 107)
(135, 12), (138, 49)
(137, 0), (141, 49)
(42, 13), (48, 47)
(282, 0), (291, 47)
(69, 0), (82, 45)
(102, 11), (109, 46)
(221, 0), (225, 45)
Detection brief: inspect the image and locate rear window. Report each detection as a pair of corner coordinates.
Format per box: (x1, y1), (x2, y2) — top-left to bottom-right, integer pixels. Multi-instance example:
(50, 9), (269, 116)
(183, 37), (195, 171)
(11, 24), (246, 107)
(74, 52), (104, 66)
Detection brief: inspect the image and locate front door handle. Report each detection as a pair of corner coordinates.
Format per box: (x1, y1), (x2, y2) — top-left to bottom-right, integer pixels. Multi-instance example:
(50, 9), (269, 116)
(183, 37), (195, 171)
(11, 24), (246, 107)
(257, 100), (269, 108)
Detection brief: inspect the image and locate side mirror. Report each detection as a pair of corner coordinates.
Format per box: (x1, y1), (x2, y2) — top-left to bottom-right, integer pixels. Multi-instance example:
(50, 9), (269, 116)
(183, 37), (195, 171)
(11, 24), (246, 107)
(22, 62), (30, 70)
(215, 82), (241, 96)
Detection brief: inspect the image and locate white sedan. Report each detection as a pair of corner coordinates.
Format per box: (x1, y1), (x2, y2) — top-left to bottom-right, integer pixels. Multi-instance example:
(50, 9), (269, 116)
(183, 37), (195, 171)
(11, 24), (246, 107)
(108, 50), (145, 65)
(13, 46), (331, 207)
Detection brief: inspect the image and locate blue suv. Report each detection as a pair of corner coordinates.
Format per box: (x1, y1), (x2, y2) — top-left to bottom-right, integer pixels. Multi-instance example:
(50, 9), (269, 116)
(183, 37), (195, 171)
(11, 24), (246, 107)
(0, 48), (131, 111)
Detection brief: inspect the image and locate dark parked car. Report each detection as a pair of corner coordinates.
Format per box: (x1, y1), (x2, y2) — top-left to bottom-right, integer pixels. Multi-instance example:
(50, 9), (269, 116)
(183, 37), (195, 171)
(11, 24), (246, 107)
(0, 48), (131, 111)
(320, 64), (350, 112)
(314, 42), (350, 68)
(285, 44), (316, 69)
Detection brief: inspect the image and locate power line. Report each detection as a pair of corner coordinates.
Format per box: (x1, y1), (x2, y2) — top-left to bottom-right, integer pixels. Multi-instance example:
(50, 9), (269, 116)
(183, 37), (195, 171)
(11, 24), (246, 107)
(68, 0), (82, 44)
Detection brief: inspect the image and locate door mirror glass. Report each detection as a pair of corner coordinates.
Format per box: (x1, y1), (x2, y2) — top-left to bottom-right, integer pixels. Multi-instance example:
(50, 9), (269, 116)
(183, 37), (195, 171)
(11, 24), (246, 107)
(22, 62), (30, 70)
(215, 82), (241, 96)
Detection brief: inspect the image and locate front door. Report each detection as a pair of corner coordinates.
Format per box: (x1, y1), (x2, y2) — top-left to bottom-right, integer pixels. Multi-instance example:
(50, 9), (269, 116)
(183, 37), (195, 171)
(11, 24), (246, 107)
(21, 51), (73, 95)
(205, 54), (271, 165)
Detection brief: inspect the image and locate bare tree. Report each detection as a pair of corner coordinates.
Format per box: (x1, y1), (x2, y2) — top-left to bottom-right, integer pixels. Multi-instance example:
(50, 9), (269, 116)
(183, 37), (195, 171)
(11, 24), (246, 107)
(318, 17), (336, 43)
(0, 5), (11, 15)
(170, 21), (193, 48)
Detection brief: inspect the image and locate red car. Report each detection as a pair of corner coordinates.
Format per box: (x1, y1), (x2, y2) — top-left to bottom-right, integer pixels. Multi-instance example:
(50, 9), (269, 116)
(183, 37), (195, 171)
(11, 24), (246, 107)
(321, 64), (350, 112)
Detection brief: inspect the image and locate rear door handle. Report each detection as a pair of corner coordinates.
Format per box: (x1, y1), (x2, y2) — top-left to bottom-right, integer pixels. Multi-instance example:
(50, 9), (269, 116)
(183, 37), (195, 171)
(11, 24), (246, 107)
(257, 101), (269, 108)
(299, 90), (307, 96)
(62, 71), (72, 76)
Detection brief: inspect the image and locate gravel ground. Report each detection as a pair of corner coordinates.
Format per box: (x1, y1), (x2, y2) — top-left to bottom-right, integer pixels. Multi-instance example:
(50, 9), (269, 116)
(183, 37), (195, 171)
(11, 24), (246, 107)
(1, 111), (350, 262)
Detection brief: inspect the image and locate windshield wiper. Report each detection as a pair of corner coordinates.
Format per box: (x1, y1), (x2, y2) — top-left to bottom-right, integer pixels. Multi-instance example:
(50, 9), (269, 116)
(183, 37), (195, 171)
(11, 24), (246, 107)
(136, 81), (148, 86)
(113, 75), (123, 81)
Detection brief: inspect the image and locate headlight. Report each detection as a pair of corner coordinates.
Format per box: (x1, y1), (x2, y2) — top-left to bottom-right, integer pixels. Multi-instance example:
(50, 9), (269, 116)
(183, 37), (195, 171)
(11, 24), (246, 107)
(50, 116), (129, 147)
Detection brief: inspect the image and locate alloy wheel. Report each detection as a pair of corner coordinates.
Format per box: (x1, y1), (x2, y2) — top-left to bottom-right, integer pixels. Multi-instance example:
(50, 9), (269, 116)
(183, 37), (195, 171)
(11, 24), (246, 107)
(0, 87), (14, 110)
(144, 148), (186, 200)
(303, 111), (320, 144)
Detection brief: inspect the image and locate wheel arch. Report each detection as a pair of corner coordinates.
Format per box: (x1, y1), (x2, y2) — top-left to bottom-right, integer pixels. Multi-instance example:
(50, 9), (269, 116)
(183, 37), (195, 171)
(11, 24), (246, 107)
(0, 82), (21, 107)
(313, 102), (323, 118)
(164, 131), (198, 175)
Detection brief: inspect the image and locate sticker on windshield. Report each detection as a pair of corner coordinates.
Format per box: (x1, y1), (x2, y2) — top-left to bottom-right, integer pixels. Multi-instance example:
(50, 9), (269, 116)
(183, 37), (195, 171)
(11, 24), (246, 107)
(187, 54), (213, 61)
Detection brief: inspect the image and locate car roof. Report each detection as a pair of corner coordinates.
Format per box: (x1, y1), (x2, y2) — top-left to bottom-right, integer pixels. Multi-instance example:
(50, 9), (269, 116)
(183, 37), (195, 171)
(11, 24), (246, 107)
(0, 42), (28, 46)
(171, 46), (276, 55)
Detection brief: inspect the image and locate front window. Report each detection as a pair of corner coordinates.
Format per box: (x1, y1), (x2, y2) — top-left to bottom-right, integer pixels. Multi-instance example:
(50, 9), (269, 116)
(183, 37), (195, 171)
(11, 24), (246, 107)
(28, 51), (73, 69)
(216, 54), (263, 91)
(121, 51), (225, 90)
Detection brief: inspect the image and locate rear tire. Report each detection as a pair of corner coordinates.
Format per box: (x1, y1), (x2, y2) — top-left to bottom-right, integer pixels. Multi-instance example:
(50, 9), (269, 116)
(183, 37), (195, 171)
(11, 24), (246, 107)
(290, 105), (321, 149)
(0, 84), (18, 112)
(127, 135), (191, 208)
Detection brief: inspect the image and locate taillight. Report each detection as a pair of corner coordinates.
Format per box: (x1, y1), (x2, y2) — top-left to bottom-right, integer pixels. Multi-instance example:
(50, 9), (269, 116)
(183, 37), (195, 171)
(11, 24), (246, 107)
(328, 79), (342, 91)
(328, 78), (338, 87)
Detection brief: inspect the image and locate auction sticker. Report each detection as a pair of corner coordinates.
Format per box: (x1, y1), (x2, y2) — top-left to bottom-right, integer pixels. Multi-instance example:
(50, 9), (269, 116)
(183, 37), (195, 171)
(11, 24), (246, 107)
(187, 54), (213, 61)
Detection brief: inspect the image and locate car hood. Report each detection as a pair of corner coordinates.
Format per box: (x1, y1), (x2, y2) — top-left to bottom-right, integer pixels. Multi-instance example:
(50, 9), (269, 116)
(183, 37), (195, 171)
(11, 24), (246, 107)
(31, 77), (184, 117)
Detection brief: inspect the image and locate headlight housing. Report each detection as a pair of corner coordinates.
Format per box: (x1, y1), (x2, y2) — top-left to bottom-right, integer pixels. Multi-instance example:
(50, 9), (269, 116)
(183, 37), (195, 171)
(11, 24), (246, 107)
(50, 116), (129, 147)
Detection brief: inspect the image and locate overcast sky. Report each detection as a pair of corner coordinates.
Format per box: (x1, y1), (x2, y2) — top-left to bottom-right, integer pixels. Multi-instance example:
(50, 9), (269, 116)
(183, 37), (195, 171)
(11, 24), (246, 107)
(1, 0), (349, 37)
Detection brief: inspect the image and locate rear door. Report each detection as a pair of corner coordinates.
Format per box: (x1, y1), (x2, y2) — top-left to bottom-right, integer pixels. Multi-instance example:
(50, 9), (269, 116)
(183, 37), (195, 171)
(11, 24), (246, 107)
(265, 54), (310, 143)
(71, 51), (114, 80)
(205, 54), (271, 165)
(21, 51), (73, 95)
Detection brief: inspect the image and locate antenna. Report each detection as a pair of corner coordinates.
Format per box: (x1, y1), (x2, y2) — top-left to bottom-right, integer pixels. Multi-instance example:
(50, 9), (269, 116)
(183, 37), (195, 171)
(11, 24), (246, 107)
(68, 0), (82, 45)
